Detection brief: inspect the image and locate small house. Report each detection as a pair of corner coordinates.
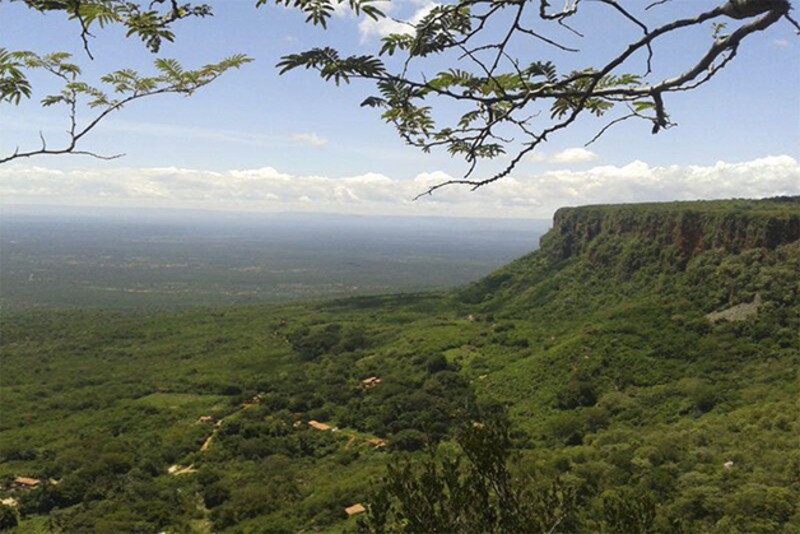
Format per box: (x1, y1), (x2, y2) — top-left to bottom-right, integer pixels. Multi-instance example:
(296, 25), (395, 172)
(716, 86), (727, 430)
(168, 464), (196, 476)
(345, 503), (366, 516)
(368, 438), (387, 448)
(362, 376), (381, 389)
(201, 434), (215, 452)
(13, 477), (41, 489)
(308, 420), (331, 431)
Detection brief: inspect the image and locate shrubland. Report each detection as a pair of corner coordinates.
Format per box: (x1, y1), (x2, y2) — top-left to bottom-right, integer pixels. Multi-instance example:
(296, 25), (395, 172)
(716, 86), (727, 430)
(1, 197), (798, 532)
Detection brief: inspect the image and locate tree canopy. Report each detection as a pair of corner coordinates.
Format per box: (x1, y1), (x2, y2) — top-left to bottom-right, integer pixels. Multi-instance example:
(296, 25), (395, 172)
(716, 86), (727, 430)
(275, 0), (798, 196)
(3, 0), (798, 194)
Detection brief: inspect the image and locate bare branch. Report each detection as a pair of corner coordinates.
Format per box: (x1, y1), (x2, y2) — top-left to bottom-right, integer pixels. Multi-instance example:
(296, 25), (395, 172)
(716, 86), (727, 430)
(785, 11), (800, 32)
(515, 26), (580, 52)
(584, 113), (639, 147)
(646, 0), (672, 10)
(73, 0), (96, 60)
(1, 89), (167, 165)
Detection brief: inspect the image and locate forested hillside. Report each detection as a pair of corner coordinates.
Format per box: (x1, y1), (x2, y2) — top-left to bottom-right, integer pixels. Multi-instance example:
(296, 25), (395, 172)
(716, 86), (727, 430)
(1, 197), (798, 533)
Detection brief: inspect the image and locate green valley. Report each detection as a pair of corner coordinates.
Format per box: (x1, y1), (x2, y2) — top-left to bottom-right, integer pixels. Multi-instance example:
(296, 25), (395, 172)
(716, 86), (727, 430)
(1, 197), (799, 533)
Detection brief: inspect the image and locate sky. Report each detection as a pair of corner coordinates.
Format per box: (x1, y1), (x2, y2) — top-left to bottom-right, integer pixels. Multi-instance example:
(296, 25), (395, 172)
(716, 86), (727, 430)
(1, 0), (799, 219)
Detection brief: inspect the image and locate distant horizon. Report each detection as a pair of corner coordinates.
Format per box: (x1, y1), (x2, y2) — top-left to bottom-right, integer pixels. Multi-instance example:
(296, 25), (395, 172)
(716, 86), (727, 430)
(3, 192), (799, 223)
(0, 201), (547, 223)
(1, 204), (546, 310)
(4, 1), (799, 220)
(2, 155), (799, 220)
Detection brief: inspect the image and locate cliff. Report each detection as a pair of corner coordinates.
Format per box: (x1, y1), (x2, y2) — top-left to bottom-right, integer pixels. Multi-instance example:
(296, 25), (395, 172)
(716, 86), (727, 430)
(461, 196), (800, 308)
(540, 196), (800, 266)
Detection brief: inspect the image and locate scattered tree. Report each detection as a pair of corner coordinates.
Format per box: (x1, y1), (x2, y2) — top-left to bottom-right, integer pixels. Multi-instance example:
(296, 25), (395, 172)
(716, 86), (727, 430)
(358, 414), (575, 533)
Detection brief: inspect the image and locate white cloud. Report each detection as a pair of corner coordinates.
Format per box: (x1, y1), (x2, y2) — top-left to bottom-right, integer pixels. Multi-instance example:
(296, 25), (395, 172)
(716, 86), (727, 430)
(550, 147), (599, 164)
(526, 147), (599, 164)
(292, 132), (328, 147)
(773, 38), (790, 48)
(331, 0), (356, 18)
(358, 0), (437, 40)
(1, 156), (798, 219)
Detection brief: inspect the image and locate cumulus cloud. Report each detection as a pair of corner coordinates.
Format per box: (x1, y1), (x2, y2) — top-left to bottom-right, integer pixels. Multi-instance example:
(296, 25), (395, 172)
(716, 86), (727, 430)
(292, 132), (328, 147)
(550, 147), (599, 164)
(1, 156), (798, 218)
(526, 147), (599, 164)
(358, 0), (437, 40)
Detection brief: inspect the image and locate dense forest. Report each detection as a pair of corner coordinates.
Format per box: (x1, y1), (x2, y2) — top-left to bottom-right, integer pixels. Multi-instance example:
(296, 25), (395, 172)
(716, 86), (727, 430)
(1, 197), (798, 532)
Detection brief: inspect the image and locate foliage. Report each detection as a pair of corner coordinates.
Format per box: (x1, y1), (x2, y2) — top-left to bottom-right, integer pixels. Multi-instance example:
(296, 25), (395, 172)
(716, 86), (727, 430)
(0, 49), (251, 163)
(1, 197), (798, 531)
(271, 0), (797, 194)
(7, 0), (797, 186)
(20, 0), (213, 53)
(358, 414), (575, 533)
(261, 0), (383, 28)
(17, 50), (252, 109)
(0, 505), (17, 531)
(601, 488), (657, 534)
(0, 49), (32, 105)
(3, 3), (251, 164)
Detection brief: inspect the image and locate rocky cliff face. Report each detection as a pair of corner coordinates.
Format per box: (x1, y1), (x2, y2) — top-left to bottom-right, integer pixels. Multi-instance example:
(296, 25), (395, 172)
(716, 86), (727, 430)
(541, 197), (800, 267)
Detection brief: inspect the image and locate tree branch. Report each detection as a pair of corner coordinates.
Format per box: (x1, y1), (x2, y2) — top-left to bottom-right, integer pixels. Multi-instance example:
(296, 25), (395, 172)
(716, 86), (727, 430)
(1, 54), (252, 165)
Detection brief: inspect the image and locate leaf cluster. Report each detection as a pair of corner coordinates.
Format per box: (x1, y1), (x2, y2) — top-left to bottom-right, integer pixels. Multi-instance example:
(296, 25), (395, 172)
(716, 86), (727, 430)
(359, 415), (575, 533)
(14, 51), (251, 110)
(21, 0), (213, 53)
(0, 48), (33, 104)
(263, 0), (383, 28)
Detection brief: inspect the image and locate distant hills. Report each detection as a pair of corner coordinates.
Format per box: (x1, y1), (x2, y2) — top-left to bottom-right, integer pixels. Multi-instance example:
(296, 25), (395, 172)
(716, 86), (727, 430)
(1, 197), (798, 532)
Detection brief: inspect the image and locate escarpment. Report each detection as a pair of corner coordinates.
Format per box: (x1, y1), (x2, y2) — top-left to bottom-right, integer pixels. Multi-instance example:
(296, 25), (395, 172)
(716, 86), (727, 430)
(541, 196), (800, 266)
(460, 196), (800, 309)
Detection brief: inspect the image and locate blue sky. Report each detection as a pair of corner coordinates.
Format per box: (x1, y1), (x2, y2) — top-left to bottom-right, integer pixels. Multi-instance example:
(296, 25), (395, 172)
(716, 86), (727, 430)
(1, 0), (799, 217)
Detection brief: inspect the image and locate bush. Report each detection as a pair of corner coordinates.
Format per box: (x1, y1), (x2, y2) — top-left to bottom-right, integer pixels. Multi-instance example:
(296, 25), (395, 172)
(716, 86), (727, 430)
(203, 482), (230, 508)
(601, 488), (656, 534)
(288, 323), (371, 360)
(390, 429), (426, 452)
(0, 504), (18, 531)
(556, 377), (598, 409)
(426, 354), (452, 374)
(546, 413), (585, 446)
